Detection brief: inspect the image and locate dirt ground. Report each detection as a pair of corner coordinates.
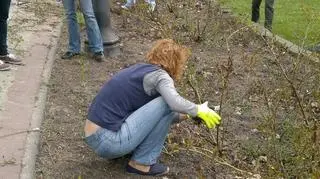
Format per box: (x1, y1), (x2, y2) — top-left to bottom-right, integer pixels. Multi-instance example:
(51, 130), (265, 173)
(35, 0), (319, 178)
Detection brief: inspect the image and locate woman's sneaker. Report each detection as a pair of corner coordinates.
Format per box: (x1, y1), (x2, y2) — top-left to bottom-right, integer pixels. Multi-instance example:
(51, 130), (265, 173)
(126, 163), (169, 176)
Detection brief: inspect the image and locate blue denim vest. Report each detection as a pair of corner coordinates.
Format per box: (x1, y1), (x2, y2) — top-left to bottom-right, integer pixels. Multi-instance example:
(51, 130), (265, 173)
(88, 63), (160, 131)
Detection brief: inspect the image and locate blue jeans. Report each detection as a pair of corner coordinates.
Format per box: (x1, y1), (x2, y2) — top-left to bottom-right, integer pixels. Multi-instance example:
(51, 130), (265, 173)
(0, 0), (11, 55)
(251, 0), (274, 30)
(62, 0), (103, 53)
(85, 97), (178, 165)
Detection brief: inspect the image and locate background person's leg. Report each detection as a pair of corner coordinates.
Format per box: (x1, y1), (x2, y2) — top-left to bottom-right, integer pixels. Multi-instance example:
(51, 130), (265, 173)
(0, 0), (22, 65)
(0, 0), (11, 56)
(62, 0), (81, 53)
(79, 0), (103, 53)
(251, 0), (262, 23)
(264, 0), (274, 30)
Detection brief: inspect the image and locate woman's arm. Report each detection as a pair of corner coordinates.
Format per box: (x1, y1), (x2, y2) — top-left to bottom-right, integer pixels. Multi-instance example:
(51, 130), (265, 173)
(143, 69), (198, 117)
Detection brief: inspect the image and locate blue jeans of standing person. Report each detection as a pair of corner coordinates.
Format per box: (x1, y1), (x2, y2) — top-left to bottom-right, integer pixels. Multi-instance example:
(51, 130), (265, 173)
(251, 0), (275, 31)
(0, 0), (11, 56)
(62, 0), (103, 53)
(85, 97), (178, 165)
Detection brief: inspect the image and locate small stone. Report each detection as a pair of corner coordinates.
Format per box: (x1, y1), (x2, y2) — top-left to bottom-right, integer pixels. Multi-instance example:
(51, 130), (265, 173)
(213, 105), (220, 111)
(203, 71), (213, 78)
(311, 102), (319, 108)
(258, 156), (267, 162)
(32, 128), (40, 131)
(252, 159), (256, 165)
(253, 174), (261, 179)
(235, 107), (241, 115)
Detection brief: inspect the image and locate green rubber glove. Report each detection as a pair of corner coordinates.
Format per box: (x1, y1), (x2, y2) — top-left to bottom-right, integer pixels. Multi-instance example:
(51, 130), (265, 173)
(197, 102), (221, 129)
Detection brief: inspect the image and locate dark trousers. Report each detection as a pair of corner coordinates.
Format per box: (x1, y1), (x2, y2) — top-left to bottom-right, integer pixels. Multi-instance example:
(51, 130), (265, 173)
(252, 0), (274, 30)
(0, 0), (11, 55)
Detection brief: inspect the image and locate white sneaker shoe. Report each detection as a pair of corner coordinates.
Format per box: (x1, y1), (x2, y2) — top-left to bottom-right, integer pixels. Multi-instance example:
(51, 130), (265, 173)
(149, 3), (156, 12)
(121, 0), (136, 10)
(121, 5), (129, 10)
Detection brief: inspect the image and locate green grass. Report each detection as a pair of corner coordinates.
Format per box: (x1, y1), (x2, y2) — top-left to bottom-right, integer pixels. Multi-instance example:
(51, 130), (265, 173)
(219, 0), (320, 46)
(76, 11), (85, 28)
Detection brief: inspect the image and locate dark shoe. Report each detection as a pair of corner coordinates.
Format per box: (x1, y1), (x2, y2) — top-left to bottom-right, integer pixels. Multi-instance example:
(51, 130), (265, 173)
(264, 25), (272, 32)
(0, 53), (23, 65)
(126, 163), (169, 176)
(61, 51), (79, 59)
(93, 51), (105, 62)
(308, 44), (320, 52)
(0, 60), (11, 71)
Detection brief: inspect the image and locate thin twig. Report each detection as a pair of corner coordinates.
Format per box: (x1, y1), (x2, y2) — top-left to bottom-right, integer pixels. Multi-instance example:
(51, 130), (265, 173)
(187, 67), (217, 146)
(200, 0), (213, 37)
(187, 73), (202, 104)
(217, 48), (233, 155)
(180, 147), (255, 176)
(275, 60), (309, 126)
(262, 27), (309, 127)
(217, 26), (247, 155)
(43, 140), (55, 165)
(0, 128), (40, 139)
(163, 146), (174, 157)
(214, 158), (254, 176)
(226, 26), (248, 52)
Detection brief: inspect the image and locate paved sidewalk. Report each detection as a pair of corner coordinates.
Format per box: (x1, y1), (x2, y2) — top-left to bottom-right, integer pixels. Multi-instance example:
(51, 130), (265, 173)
(0, 1), (62, 178)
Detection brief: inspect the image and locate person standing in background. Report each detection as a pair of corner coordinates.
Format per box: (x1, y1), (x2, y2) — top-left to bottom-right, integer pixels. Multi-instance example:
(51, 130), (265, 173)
(0, 0), (23, 71)
(251, 0), (275, 31)
(61, 0), (105, 62)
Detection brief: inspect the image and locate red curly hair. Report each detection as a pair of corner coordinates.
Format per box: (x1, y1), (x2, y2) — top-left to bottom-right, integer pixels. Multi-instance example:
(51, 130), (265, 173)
(146, 39), (191, 80)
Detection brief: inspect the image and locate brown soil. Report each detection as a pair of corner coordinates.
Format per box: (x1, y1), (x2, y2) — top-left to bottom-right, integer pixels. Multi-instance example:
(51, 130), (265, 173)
(35, 1), (320, 179)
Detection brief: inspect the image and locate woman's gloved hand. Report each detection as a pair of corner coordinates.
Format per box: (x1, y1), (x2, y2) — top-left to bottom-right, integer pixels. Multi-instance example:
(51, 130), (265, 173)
(196, 102), (221, 129)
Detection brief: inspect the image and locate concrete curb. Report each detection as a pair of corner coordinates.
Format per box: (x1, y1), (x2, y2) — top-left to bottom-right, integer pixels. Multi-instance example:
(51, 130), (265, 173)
(19, 21), (63, 179)
(251, 24), (319, 63)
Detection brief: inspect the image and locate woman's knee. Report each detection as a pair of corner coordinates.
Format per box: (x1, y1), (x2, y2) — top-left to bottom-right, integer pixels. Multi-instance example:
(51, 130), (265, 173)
(82, 11), (96, 20)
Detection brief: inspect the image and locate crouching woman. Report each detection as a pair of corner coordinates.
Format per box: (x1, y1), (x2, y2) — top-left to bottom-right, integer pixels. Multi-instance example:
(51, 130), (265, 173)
(84, 39), (221, 176)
